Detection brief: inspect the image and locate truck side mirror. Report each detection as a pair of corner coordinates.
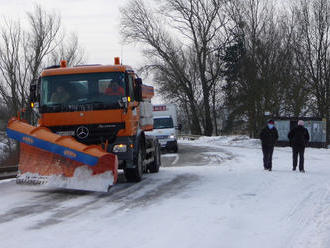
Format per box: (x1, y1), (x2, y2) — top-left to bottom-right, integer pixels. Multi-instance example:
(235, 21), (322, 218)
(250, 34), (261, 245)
(134, 78), (143, 101)
(30, 82), (37, 102)
(29, 78), (40, 107)
(29, 82), (37, 103)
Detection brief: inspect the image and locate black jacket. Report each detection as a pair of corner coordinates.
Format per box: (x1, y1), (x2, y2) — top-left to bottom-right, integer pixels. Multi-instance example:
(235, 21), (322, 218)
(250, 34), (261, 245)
(260, 126), (279, 146)
(288, 126), (310, 147)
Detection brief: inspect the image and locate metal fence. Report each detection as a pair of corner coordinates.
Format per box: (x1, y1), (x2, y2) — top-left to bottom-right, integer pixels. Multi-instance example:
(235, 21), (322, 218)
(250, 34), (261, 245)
(275, 118), (327, 148)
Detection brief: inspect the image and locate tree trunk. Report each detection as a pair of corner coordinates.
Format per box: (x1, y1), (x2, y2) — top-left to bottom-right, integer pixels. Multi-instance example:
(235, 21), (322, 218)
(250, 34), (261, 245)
(212, 86), (218, 136)
(189, 100), (202, 135)
(201, 83), (213, 136)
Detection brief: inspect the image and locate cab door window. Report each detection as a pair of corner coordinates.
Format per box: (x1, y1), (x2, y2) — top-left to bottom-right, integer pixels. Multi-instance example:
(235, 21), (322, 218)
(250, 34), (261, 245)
(127, 74), (135, 101)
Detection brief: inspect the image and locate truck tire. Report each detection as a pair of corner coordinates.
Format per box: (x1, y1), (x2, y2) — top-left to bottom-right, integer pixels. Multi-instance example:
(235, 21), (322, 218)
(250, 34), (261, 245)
(149, 143), (161, 173)
(124, 147), (143, 182)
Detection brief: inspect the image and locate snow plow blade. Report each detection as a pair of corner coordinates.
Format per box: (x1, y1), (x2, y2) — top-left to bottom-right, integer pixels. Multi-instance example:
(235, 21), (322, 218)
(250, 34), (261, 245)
(6, 118), (118, 192)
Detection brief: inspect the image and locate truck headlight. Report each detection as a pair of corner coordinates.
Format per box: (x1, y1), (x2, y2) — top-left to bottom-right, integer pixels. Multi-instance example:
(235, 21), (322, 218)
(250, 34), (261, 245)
(169, 135), (175, 139)
(113, 144), (127, 153)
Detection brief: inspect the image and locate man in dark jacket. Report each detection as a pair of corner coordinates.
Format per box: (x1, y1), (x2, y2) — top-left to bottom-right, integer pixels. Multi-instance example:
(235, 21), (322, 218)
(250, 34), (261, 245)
(288, 120), (310, 172)
(260, 119), (279, 171)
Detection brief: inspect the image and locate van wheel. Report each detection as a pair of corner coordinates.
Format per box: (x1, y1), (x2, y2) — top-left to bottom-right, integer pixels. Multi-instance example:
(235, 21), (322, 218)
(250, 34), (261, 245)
(124, 148), (143, 182)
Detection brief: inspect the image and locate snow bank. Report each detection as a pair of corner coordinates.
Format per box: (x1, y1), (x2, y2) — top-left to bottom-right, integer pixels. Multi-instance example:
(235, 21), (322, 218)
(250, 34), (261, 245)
(180, 135), (261, 148)
(17, 166), (114, 192)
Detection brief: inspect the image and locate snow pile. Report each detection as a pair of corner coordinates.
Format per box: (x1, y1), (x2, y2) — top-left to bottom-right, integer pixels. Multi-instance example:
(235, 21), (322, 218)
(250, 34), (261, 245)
(48, 166), (114, 192)
(181, 135), (261, 148)
(199, 151), (233, 163)
(17, 166), (114, 192)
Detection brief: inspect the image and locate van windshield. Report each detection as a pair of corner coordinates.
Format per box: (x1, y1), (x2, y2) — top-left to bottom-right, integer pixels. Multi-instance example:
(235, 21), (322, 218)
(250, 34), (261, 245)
(40, 72), (126, 113)
(153, 117), (174, 129)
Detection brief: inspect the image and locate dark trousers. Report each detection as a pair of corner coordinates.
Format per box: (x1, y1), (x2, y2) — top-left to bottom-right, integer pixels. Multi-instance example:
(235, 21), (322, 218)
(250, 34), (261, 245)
(292, 146), (305, 171)
(262, 145), (274, 170)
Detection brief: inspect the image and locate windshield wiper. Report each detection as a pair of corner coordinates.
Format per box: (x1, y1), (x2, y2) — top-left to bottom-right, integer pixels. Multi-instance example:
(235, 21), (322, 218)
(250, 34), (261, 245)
(82, 101), (118, 109)
(46, 103), (63, 108)
(40, 103), (63, 113)
(83, 101), (104, 105)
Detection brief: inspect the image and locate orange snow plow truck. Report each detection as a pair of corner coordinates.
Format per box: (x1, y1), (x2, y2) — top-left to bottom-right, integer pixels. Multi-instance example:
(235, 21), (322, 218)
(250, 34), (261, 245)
(7, 58), (161, 192)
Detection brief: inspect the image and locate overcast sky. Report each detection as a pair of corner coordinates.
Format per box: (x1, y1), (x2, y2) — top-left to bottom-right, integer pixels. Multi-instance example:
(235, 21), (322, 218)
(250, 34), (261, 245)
(0, 0), (292, 65)
(0, 0), (291, 104)
(0, 0), (143, 69)
(0, 0), (165, 102)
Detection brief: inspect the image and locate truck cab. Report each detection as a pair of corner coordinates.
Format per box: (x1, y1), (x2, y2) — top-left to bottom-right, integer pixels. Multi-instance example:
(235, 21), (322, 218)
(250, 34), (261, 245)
(27, 58), (160, 184)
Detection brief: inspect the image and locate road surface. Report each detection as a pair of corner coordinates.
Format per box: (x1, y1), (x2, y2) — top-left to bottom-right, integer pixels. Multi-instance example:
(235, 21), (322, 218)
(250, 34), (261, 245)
(0, 143), (227, 229)
(0, 140), (329, 248)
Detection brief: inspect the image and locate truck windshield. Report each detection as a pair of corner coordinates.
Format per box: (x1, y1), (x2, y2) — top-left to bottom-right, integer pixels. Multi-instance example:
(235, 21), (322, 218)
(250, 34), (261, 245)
(153, 117), (174, 129)
(40, 72), (126, 113)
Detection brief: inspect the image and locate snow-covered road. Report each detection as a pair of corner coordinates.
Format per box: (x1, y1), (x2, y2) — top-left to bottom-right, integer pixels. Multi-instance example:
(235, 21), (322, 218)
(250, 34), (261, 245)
(0, 136), (329, 248)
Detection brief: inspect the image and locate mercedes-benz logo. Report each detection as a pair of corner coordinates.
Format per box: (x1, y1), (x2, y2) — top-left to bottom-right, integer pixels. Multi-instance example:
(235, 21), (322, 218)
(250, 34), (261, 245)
(76, 126), (89, 139)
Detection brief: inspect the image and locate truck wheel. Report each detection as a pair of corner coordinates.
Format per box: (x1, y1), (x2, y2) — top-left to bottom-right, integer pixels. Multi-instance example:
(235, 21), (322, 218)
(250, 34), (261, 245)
(173, 145), (178, 153)
(149, 143), (161, 173)
(124, 147), (143, 182)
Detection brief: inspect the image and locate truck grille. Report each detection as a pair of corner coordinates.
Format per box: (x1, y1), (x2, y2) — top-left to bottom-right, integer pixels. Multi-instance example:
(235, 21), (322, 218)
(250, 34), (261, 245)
(49, 122), (125, 145)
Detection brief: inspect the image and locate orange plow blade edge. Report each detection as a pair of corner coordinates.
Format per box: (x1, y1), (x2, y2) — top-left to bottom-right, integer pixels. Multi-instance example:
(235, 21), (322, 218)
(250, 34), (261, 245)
(7, 118), (118, 192)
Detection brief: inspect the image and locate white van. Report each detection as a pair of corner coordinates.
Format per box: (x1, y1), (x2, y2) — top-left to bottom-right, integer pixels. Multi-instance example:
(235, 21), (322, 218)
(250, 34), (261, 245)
(147, 104), (180, 152)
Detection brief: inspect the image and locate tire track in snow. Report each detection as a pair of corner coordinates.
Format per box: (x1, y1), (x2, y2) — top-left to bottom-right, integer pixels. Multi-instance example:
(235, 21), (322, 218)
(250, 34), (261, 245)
(112, 173), (199, 210)
(161, 144), (234, 167)
(171, 154), (179, 165)
(28, 175), (157, 229)
(281, 184), (330, 248)
(0, 144), (235, 230)
(0, 189), (87, 225)
(28, 172), (200, 229)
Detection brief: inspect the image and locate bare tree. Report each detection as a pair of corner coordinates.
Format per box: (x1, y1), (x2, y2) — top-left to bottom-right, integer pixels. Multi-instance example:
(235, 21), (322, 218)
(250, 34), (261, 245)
(25, 5), (62, 84)
(121, 0), (203, 134)
(163, 0), (229, 135)
(274, 10), (310, 117)
(0, 5), (85, 123)
(151, 48), (204, 134)
(121, 0), (230, 135)
(223, 0), (314, 136)
(293, 0), (330, 143)
(224, 0), (279, 137)
(122, 0), (329, 141)
(0, 17), (34, 117)
(49, 32), (86, 66)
